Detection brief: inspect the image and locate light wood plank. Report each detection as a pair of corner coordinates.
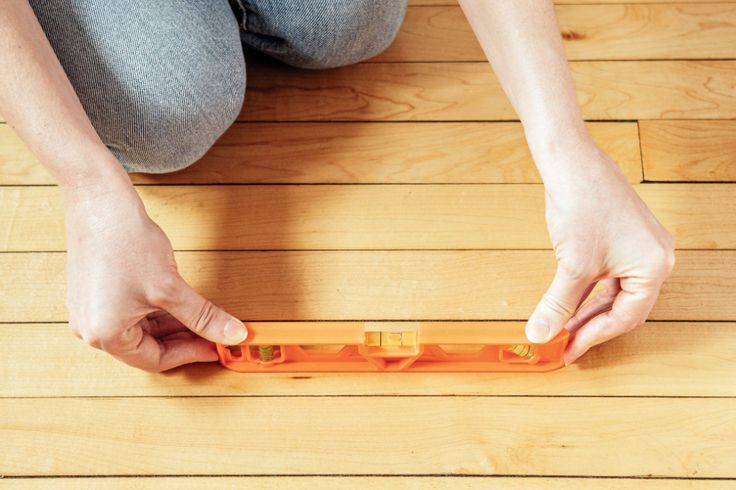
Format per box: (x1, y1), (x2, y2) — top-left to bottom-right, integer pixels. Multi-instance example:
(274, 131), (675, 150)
(0, 122), (642, 185)
(1, 322), (733, 397)
(242, 61), (736, 121)
(3, 61), (733, 123)
(0, 125), (43, 184)
(379, 5), (736, 62)
(1, 184), (732, 251)
(641, 120), (736, 182)
(636, 184), (736, 249)
(2, 477), (733, 490)
(2, 397), (735, 476)
(0, 251), (732, 322)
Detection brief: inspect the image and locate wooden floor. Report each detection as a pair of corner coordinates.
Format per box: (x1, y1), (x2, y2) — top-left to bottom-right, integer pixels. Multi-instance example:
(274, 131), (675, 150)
(2, 1), (736, 487)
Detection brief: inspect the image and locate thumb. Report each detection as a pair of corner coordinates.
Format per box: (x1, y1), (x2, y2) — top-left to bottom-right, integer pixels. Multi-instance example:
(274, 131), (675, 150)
(158, 275), (248, 345)
(525, 265), (592, 343)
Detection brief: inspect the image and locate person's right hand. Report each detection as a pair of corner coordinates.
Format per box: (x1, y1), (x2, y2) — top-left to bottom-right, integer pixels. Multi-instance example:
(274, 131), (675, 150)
(62, 176), (247, 372)
(523, 139), (675, 364)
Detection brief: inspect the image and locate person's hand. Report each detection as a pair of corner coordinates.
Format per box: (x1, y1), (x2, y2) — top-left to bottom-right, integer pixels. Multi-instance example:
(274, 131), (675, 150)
(524, 138), (675, 364)
(62, 176), (247, 372)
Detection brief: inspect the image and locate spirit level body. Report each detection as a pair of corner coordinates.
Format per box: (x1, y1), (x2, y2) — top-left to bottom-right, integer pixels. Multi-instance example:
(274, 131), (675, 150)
(217, 322), (568, 372)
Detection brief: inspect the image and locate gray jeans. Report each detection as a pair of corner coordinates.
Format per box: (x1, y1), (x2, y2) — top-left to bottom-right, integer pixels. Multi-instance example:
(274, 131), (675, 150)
(30, 0), (407, 173)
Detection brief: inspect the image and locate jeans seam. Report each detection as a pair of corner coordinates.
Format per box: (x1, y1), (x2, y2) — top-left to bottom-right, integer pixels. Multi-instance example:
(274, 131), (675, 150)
(228, 0), (249, 33)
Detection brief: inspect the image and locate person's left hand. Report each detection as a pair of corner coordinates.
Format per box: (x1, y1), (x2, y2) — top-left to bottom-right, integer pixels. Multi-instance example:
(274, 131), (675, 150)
(524, 138), (676, 364)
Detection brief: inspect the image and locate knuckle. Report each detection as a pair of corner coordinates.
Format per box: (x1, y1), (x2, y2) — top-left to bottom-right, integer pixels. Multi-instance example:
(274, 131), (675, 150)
(664, 249), (676, 274)
(614, 312), (643, 334)
(119, 324), (144, 348)
(77, 323), (109, 349)
(68, 313), (117, 350)
(68, 321), (84, 341)
(650, 244), (676, 276)
(558, 259), (593, 283)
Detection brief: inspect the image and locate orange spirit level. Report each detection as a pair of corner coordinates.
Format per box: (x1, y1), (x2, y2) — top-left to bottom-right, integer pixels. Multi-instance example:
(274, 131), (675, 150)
(217, 322), (568, 372)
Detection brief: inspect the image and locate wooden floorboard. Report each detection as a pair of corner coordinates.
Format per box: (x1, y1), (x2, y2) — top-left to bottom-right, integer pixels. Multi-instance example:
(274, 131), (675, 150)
(641, 120), (736, 181)
(3, 61), (735, 123)
(1, 184), (734, 251)
(0, 251), (733, 322)
(2, 397), (734, 476)
(1, 322), (734, 397)
(241, 61), (736, 121)
(2, 478), (734, 490)
(379, 5), (736, 62)
(2, 1), (734, 484)
(0, 122), (642, 185)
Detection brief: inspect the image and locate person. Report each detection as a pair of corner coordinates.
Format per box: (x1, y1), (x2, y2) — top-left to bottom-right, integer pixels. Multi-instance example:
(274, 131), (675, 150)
(0, 1), (675, 372)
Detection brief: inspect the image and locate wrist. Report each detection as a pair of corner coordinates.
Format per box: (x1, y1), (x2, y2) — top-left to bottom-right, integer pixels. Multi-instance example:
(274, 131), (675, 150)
(46, 139), (127, 190)
(523, 120), (591, 162)
(62, 165), (146, 239)
(525, 130), (621, 193)
(57, 153), (135, 204)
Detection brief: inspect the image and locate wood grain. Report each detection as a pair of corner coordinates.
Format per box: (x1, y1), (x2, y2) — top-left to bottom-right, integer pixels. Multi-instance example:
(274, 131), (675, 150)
(0, 251), (732, 322)
(641, 120), (736, 182)
(2, 478), (733, 490)
(3, 61), (734, 123)
(0, 125), (40, 184)
(242, 61), (736, 121)
(379, 5), (736, 62)
(2, 397), (734, 476)
(1, 322), (734, 398)
(0, 122), (642, 185)
(2, 3), (736, 484)
(1, 184), (732, 251)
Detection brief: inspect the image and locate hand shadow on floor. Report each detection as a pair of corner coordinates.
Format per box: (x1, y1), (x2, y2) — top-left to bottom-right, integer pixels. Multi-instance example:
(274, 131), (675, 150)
(133, 60), (390, 388)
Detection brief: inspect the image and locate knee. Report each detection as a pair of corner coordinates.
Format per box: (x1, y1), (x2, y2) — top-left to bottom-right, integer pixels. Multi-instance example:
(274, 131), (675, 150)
(29, 0), (247, 174)
(107, 65), (246, 174)
(268, 0), (407, 69)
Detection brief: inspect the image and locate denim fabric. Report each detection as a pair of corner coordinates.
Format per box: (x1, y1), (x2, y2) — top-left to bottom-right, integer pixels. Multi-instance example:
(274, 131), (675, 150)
(29, 0), (407, 173)
(236, 1), (407, 69)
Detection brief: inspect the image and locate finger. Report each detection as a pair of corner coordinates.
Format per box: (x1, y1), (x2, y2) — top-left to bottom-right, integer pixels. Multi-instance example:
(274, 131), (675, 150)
(577, 281), (598, 310)
(107, 322), (219, 372)
(155, 274), (248, 345)
(160, 331), (199, 342)
(143, 311), (190, 337)
(564, 277), (661, 365)
(157, 336), (219, 369)
(525, 265), (594, 343)
(564, 278), (620, 334)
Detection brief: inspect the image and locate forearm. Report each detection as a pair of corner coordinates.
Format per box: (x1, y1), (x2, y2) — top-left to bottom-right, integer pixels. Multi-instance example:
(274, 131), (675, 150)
(458, 0), (592, 182)
(0, 1), (129, 195)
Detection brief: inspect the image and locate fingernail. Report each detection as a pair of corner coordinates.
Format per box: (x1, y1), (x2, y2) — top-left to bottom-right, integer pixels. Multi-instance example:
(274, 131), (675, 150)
(224, 319), (248, 344)
(526, 320), (550, 343)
